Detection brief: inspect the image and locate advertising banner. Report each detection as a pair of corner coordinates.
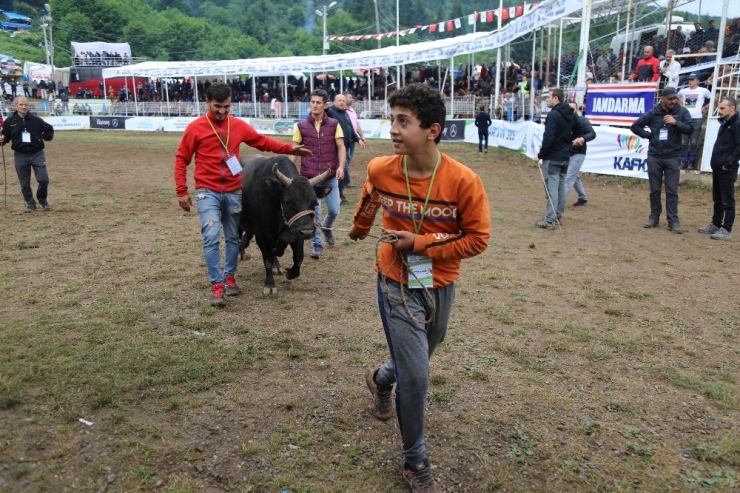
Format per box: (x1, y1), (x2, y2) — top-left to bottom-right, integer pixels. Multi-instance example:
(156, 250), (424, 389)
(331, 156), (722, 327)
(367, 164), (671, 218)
(441, 120), (466, 141)
(465, 120), (530, 155)
(585, 83), (658, 126)
(89, 116), (130, 130)
(245, 118), (298, 136)
(43, 116), (90, 130)
(580, 125), (650, 179)
(124, 117), (196, 132)
(359, 119), (383, 140)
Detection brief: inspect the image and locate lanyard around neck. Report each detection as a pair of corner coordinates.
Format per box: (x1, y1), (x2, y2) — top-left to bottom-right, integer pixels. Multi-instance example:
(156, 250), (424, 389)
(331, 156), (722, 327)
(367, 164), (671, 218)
(205, 113), (230, 152)
(403, 152), (442, 235)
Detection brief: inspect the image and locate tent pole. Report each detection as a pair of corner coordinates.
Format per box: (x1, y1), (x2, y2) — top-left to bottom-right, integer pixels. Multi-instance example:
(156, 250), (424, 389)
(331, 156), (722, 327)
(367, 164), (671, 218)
(251, 76), (256, 118)
(194, 76), (199, 115)
(558, 17), (564, 88)
(531, 29), (536, 120)
(450, 57), (454, 118)
(494, 0), (503, 117)
(165, 80), (170, 116)
(621, 0), (633, 81)
(576, 0), (593, 106)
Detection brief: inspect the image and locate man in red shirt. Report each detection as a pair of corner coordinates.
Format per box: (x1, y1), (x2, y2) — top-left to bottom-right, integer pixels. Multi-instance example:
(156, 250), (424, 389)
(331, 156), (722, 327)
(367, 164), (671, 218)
(632, 46), (661, 82)
(174, 82), (311, 306)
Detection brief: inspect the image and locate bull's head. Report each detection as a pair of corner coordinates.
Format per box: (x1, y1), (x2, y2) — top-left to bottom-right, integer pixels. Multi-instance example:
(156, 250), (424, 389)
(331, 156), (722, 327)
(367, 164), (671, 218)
(271, 164), (332, 241)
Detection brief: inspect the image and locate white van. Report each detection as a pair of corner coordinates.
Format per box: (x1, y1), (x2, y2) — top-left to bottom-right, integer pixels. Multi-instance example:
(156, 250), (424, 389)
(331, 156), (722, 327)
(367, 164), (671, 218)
(610, 16), (697, 54)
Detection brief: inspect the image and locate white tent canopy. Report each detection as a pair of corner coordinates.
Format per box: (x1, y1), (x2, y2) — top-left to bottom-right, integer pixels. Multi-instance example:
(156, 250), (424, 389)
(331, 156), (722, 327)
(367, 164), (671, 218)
(72, 42), (131, 57)
(102, 0), (582, 79)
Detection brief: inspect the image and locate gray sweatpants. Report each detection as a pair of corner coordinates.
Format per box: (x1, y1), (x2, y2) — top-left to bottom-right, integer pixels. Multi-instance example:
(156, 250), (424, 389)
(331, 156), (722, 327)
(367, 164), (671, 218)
(374, 276), (455, 466)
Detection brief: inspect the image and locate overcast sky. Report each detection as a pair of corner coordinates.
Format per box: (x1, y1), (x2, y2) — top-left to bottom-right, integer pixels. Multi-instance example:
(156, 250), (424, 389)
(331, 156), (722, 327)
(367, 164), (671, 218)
(661, 0), (740, 19)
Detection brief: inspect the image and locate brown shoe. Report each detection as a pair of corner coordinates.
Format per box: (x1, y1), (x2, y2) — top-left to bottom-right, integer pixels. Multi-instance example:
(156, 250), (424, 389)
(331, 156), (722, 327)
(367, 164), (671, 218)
(365, 369), (394, 421)
(403, 459), (440, 493)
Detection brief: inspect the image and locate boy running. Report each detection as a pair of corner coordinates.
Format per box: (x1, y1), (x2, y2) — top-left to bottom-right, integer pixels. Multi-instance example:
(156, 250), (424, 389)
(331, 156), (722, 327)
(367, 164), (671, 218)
(349, 84), (490, 492)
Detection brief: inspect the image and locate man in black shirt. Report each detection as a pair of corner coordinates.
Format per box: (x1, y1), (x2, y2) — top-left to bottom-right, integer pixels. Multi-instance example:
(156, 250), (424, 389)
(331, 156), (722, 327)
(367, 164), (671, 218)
(0, 97), (55, 212)
(474, 104), (492, 154)
(630, 87), (693, 233)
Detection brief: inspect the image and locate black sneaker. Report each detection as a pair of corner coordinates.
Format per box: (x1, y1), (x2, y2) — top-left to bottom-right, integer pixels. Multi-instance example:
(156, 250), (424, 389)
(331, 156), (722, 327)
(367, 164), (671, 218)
(24, 205), (37, 213)
(322, 228), (335, 246)
(40, 202), (51, 211)
(668, 222), (683, 234)
(340, 195), (348, 205)
(573, 199), (588, 206)
(403, 459), (440, 493)
(643, 218), (659, 228)
(310, 245), (323, 259)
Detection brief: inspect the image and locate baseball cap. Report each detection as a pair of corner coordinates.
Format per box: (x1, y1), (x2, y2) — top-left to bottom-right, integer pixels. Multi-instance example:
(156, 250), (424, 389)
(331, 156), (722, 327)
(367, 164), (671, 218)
(689, 72), (699, 79)
(683, 47), (691, 53)
(661, 87), (678, 98)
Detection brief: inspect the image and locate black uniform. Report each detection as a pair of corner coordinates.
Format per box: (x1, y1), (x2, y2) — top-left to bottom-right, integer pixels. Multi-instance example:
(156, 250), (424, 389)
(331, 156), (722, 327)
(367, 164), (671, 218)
(474, 110), (492, 153)
(1, 110), (55, 211)
(708, 112), (740, 233)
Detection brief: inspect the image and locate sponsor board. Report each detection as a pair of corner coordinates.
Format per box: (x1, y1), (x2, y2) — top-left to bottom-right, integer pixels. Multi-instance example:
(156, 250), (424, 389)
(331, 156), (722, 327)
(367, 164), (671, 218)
(43, 116), (90, 130)
(90, 116), (130, 130)
(441, 120), (465, 141)
(124, 117), (197, 132)
(585, 83), (658, 126)
(464, 119), (530, 155)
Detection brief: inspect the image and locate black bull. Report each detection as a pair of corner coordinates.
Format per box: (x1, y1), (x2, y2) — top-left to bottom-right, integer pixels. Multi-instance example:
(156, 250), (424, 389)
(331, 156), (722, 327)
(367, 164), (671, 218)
(239, 155), (331, 294)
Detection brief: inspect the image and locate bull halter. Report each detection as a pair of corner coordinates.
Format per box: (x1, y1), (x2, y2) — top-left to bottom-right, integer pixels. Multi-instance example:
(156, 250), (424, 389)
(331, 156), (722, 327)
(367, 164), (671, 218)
(282, 206), (317, 228)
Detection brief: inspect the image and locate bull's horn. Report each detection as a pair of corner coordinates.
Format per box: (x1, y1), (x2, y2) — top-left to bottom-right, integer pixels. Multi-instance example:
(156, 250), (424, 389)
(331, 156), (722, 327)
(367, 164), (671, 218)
(272, 163), (293, 186)
(308, 167), (332, 187)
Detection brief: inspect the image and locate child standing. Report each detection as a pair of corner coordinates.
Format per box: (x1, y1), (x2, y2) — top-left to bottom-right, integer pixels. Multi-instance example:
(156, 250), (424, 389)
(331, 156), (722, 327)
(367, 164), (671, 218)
(349, 84), (490, 492)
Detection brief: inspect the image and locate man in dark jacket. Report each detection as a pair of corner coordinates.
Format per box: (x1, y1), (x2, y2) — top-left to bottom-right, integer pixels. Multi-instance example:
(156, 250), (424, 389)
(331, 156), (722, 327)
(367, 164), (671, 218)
(697, 97), (740, 240)
(474, 104), (492, 154)
(326, 93), (361, 204)
(630, 87), (693, 233)
(0, 97), (54, 212)
(534, 88), (574, 229)
(565, 102), (596, 206)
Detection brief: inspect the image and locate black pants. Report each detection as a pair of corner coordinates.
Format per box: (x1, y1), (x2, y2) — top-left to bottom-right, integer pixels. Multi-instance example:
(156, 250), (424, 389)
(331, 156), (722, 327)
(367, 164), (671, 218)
(647, 155), (681, 224)
(711, 166), (738, 232)
(14, 151), (49, 207)
(478, 132), (488, 153)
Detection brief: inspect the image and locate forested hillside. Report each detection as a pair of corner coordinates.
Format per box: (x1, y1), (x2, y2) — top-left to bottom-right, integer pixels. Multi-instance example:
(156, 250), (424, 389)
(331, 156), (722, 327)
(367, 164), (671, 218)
(0, 0), (514, 66)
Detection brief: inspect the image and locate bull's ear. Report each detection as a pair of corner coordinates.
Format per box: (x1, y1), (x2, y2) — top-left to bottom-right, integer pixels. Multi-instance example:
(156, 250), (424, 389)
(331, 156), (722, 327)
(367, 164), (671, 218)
(314, 186), (332, 198)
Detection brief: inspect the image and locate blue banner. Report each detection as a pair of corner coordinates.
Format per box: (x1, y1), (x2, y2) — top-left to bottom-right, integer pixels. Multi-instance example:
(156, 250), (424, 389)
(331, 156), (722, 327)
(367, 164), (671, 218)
(585, 83), (658, 126)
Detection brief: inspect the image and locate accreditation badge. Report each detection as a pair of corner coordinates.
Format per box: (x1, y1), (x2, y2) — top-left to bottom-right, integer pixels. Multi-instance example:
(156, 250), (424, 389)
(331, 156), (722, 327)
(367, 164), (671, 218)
(225, 154), (242, 176)
(22, 131), (31, 143)
(659, 128), (668, 141)
(406, 254), (433, 289)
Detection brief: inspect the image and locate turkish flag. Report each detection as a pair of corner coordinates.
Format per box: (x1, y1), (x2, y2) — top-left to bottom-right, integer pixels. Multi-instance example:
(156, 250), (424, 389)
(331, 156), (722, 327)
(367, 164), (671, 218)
(515, 5), (524, 16)
(486, 11), (494, 22)
(446, 20), (453, 31)
(430, 23), (437, 32)
(502, 8), (509, 20)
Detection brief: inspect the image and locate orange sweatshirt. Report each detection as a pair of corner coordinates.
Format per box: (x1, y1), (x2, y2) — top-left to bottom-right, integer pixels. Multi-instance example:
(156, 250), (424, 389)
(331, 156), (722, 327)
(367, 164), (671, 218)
(174, 112), (294, 196)
(352, 154), (490, 287)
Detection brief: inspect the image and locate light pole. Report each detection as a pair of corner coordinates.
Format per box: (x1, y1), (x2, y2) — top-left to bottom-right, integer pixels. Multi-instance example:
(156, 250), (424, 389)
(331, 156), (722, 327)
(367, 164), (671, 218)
(40, 22), (50, 66)
(315, 1), (337, 56)
(43, 4), (54, 75)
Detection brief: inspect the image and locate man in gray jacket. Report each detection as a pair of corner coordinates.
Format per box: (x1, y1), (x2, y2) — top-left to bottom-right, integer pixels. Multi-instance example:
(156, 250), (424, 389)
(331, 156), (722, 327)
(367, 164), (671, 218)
(565, 103), (596, 207)
(630, 87), (693, 233)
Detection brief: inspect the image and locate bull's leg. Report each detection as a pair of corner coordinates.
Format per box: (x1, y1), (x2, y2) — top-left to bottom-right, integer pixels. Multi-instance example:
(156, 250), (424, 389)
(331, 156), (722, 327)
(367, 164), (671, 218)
(286, 241), (305, 280)
(255, 236), (278, 295)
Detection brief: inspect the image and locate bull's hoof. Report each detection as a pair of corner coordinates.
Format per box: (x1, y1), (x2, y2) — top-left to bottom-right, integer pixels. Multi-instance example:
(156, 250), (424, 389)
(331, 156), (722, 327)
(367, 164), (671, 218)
(286, 266), (301, 280)
(262, 286), (278, 295)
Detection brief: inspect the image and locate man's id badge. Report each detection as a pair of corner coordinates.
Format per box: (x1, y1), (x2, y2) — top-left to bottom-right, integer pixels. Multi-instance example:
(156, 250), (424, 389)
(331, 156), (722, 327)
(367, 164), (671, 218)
(659, 128), (668, 141)
(407, 255), (433, 289)
(225, 154), (242, 176)
(21, 131), (31, 143)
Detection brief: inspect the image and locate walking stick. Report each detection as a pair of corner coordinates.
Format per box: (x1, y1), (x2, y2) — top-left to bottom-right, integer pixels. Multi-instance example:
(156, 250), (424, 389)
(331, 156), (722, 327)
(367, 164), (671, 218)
(1, 144), (6, 208)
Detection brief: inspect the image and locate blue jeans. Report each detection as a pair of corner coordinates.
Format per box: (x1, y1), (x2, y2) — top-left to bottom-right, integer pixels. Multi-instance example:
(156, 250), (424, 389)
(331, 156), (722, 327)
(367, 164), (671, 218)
(195, 188), (242, 284)
(544, 160), (568, 223)
(313, 176), (340, 247)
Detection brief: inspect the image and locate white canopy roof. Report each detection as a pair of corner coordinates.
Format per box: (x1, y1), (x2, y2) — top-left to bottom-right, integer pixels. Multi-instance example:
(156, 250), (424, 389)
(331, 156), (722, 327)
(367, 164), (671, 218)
(102, 0), (582, 79)
(72, 42), (131, 57)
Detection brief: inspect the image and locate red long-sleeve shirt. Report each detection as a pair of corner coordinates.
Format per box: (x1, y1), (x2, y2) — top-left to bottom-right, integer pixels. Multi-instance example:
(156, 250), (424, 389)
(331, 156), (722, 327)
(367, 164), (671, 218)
(174, 112), (293, 196)
(352, 154), (490, 287)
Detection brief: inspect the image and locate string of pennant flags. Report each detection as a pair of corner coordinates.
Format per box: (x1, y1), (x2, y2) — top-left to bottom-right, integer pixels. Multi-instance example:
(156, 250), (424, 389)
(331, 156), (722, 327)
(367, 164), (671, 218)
(327, 3), (540, 42)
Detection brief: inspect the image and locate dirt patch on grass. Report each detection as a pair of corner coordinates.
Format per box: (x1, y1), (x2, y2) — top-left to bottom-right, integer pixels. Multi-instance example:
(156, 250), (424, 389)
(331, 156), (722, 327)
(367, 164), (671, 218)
(0, 131), (738, 492)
